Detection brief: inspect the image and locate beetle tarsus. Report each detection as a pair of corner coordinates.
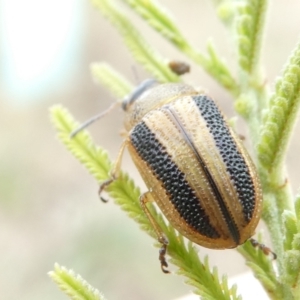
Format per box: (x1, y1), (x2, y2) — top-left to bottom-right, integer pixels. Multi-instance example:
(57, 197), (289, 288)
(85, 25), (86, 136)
(249, 238), (277, 260)
(140, 191), (171, 273)
(100, 196), (109, 203)
(98, 178), (114, 202)
(159, 244), (170, 274)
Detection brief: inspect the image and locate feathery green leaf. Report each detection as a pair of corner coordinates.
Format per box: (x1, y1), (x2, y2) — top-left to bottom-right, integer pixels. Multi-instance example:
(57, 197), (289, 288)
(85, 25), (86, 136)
(50, 105), (111, 182)
(91, 0), (180, 83)
(123, 0), (239, 95)
(282, 210), (297, 251)
(90, 63), (133, 99)
(123, 0), (187, 48)
(257, 40), (300, 171)
(49, 263), (106, 300)
(236, 0), (268, 74)
(283, 250), (300, 289)
(238, 237), (279, 298)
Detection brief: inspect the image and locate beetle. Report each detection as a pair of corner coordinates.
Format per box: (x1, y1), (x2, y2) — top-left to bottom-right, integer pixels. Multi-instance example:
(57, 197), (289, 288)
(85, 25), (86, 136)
(72, 80), (275, 273)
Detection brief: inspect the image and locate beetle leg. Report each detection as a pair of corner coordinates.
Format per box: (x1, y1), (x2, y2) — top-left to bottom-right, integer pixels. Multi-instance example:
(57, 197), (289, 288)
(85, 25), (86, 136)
(99, 141), (128, 202)
(249, 238), (277, 259)
(140, 191), (170, 273)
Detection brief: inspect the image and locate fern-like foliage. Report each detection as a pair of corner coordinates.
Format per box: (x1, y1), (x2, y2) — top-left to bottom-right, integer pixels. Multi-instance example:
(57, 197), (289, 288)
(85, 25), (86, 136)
(50, 106), (111, 183)
(257, 41), (300, 174)
(50, 0), (300, 299)
(90, 63), (133, 98)
(49, 263), (106, 300)
(238, 236), (279, 299)
(281, 194), (300, 299)
(91, 0), (180, 83)
(236, 0), (268, 75)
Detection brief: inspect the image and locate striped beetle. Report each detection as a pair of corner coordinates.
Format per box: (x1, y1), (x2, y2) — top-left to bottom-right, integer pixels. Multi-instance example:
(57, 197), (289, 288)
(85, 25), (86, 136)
(73, 80), (275, 273)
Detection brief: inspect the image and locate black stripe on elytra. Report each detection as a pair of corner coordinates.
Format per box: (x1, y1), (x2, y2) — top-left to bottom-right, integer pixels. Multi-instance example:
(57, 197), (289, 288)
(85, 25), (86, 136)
(193, 95), (256, 223)
(166, 106), (240, 245)
(130, 121), (220, 239)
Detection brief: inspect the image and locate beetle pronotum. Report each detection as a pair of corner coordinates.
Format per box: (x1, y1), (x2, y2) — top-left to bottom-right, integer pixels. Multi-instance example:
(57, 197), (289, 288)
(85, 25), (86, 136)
(72, 80), (275, 273)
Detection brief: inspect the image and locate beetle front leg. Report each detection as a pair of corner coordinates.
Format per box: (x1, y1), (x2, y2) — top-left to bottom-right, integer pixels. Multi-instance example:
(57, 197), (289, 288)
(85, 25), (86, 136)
(140, 191), (170, 273)
(99, 140), (128, 202)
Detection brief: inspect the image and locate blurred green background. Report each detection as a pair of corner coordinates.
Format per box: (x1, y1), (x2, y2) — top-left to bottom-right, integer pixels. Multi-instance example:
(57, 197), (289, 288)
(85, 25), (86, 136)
(1, 1), (300, 299)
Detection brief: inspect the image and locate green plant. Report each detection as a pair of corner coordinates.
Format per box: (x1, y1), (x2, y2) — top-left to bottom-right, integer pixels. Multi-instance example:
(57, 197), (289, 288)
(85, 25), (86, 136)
(49, 0), (300, 299)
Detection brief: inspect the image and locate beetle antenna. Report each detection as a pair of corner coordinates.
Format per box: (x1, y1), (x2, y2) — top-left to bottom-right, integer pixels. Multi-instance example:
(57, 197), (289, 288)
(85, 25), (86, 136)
(70, 102), (119, 138)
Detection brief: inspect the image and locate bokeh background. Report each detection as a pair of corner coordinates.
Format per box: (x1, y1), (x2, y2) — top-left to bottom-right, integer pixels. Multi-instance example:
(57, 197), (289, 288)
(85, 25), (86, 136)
(1, 1), (300, 299)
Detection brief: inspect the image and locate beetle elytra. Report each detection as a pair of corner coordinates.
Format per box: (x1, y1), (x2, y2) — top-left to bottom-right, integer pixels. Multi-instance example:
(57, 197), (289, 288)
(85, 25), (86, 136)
(73, 81), (275, 273)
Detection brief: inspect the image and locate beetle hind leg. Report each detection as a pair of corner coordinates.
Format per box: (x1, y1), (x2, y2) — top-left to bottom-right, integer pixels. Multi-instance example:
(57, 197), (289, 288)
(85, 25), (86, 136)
(249, 238), (277, 259)
(140, 191), (170, 273)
